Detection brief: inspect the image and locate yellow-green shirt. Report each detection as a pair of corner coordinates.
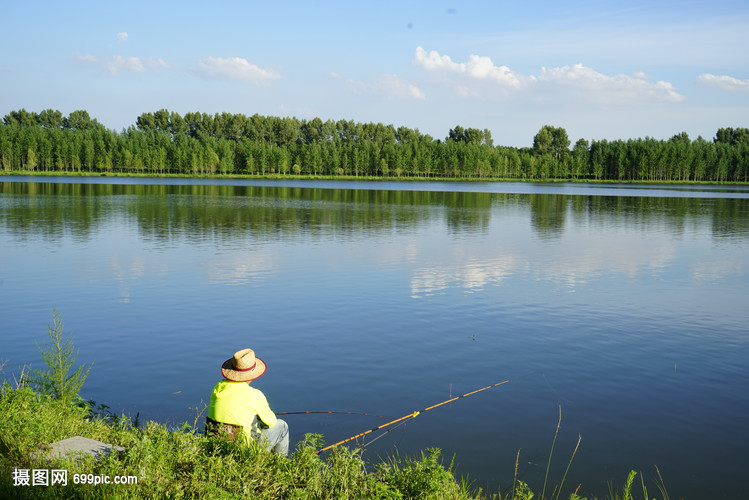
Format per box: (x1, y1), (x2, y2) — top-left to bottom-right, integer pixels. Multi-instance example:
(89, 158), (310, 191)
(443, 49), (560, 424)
(208, 380), (278, 443)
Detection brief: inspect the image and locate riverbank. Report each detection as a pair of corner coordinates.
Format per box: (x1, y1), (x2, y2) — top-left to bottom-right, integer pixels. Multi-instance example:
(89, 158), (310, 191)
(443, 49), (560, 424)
(0, 385), (662, 499)
(1, 385), (484, 499)
(1, 169), (747, 186)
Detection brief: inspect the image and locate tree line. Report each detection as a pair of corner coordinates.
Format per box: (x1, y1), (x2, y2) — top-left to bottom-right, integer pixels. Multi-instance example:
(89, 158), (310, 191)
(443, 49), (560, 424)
(1, 108), (748, 182)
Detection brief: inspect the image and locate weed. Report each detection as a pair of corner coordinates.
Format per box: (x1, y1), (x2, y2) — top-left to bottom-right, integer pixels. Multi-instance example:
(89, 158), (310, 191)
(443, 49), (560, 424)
(607, 468), (671, 500)
(29, 307), (93, 402)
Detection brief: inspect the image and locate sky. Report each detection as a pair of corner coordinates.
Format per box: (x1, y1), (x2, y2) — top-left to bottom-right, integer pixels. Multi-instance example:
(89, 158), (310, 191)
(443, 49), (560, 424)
(1, 0), (748, 147)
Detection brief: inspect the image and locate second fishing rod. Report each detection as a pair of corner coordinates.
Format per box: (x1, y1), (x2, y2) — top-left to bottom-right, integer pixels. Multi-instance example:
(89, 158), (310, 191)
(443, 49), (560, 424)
(315, 377), (512, 454)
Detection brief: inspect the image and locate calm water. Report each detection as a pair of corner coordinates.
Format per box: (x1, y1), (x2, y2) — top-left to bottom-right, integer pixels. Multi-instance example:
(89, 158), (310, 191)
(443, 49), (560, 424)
(2, 176), (748, 498)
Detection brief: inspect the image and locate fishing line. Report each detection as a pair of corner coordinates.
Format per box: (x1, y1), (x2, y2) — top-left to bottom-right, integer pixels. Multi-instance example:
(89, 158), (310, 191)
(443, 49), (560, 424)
(541, 372), (573, 404)
(362, 416), (413, 449)
(315, 377), (513, 454)
(276, 411), (384, 418)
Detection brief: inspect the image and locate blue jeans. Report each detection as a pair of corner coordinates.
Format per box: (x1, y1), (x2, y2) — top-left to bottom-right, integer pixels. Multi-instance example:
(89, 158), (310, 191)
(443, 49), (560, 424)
(259, 418), (289, 456)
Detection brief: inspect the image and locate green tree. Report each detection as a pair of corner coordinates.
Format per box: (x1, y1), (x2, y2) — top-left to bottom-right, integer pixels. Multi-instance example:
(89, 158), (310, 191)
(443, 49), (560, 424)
(590, 140), (606, 180)
(205, 146), (219, 174)
(533, 127), (553, 155)
(3, 109), (38, 127)
(38, 109), (64, 129)
(715, 127), (749, 145)
(571, 138), (589, 179)
(463, 127), (482, 145)
(25, 148), (37, 170)
(169, 111), (188, 137)
(447, 125), (465, 142)
(534, 125), (569, 159)
(65, 110), (97, 130)
(136, 112), (156, 132)
(483, 128), (494, 147)
(154, 109), (171, 132)
(30, 308), (93, 402)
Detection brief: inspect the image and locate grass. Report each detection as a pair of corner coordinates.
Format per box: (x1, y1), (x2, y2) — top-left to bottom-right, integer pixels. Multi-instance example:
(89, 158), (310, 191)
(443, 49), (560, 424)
(0, 384), (672, 499)
(0, 383), (484, 499)
(2, 169), (747, 186)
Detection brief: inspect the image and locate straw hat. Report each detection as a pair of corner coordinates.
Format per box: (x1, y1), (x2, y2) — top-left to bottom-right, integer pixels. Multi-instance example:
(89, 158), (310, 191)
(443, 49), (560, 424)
(221, 348), (267, 382)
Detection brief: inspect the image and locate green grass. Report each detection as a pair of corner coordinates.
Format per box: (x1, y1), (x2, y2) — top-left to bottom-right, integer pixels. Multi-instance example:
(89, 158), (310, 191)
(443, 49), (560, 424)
(0, 384), (484, 499)
(2, 169), (747, 186)
(0, 384), (672, 499)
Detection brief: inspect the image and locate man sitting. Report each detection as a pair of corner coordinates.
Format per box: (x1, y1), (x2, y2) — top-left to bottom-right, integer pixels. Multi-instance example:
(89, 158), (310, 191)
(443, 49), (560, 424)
(208, 348), (289, 456)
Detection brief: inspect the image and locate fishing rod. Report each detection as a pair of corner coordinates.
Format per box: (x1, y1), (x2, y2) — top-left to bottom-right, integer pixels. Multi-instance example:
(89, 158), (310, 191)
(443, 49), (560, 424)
(276, 411), (384, 418)
(315, 378), (511, 454)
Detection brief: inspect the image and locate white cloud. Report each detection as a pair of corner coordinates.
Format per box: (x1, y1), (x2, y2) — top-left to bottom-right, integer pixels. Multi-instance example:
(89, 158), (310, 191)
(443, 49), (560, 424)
(537, 63), (685, 102)
(414, 46), (522, 88)
(696, 73), (749, 92)
(76, 54), (169, 75)
(376, 74), (426, 99)
(106, 55), (145, 74)
(117, 32), (128, 42)
(455, 85), (479, 98)
(76, 54), (98, 64)
(343, 74), (426, 100)
(193, 56), (280, 85)
(414, 46), (684, 103)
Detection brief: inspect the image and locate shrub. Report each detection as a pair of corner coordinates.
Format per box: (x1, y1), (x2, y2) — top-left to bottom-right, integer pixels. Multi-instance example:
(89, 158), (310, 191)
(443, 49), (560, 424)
(29, 307), (93, 402)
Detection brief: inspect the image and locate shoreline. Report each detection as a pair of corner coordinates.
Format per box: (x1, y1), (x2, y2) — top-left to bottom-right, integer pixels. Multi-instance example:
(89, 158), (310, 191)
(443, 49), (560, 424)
(1, 384), (663, 499)
(2, 169), (748, 186)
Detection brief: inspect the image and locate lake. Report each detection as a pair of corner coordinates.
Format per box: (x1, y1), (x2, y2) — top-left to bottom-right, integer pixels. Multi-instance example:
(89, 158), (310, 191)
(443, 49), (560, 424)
(1, 176), (748, 498)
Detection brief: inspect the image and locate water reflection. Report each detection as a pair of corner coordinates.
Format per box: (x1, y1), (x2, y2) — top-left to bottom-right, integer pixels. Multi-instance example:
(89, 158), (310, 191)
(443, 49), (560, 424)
(689, 255), (745, 283)
(409, 227), (676, 297)
(529, 194), (568, 239)
(2, 181), (748, 243)
(80, 248), (164, 304)
(411, 256), (518, 298)
(3, 181), (748, 297)
(204, 252), (278, 286)
(3, 180), (748, 296)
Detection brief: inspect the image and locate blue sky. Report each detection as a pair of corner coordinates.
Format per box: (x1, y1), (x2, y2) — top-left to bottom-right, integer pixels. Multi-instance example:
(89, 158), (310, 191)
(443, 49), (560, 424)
(2, 0), (748, 147)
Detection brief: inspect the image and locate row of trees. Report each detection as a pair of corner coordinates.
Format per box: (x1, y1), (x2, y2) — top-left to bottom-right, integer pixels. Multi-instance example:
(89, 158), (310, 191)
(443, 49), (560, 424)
(1, 109), (748, 182)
